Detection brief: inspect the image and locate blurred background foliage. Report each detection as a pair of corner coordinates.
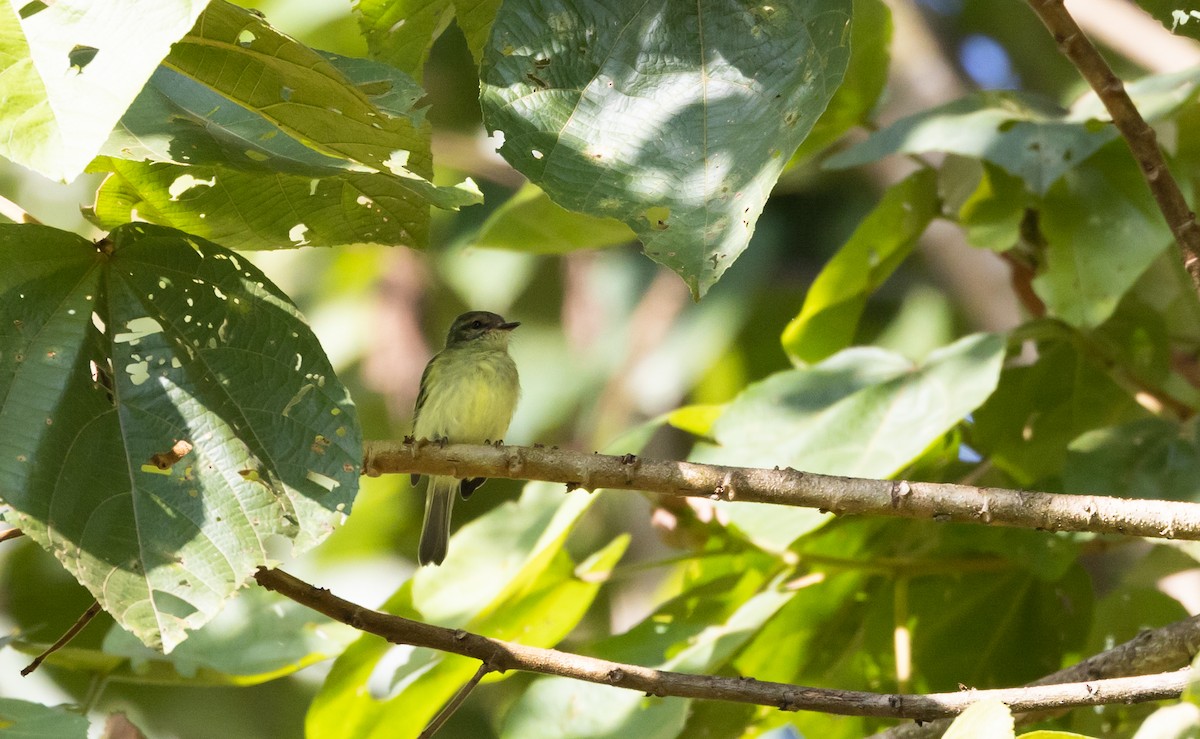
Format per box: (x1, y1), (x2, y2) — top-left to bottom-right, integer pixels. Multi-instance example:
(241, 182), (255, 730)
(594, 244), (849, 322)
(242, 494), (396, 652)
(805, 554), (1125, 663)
(4, 0), (1200, 738)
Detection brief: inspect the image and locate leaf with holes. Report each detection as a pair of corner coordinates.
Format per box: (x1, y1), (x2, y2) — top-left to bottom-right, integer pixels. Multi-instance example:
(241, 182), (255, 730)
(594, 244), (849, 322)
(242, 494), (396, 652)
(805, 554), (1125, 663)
(480, 0), (852, 298)
(0, 223), (361, 651)
(0, 0), (209, 181)
(87, 157), (437, 251)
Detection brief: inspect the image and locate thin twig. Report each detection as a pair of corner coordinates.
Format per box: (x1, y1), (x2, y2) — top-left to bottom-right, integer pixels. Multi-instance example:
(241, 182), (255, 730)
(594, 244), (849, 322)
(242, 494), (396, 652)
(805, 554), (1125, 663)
(1025, 0), (1200, 294)
(419, 662), (492, 738)
(0, 528), (25, 544)
(365, 441), (1200, 542)
(253, 566), (1193, 721)
(20, 600), (102, 676)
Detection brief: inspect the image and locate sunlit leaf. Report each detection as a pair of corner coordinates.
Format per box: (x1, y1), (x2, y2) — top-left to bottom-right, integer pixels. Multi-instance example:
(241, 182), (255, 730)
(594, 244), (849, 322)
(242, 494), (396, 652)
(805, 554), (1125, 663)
(88, 158), (444, 251)
(480, 0), (853, 297)
(0, 223), (361, 651)
(699, 333), (1005, 551)
(944, 699), (1014, 739)
(0, 0), (208, 181)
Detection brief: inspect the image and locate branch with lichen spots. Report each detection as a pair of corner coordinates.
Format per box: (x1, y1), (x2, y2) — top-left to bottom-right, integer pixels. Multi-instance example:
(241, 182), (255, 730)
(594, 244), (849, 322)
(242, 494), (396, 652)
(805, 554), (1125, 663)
(255, 566), (1192, 721)
(366, 441), (1200, 541)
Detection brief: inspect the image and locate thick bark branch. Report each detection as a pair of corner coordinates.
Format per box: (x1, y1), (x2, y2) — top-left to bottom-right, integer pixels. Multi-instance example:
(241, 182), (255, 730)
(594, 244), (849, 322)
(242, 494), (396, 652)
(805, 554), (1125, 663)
(366, 441), (1200, 541)
(254, 566), (1192, 721)
(1025, 0), (1200, 292)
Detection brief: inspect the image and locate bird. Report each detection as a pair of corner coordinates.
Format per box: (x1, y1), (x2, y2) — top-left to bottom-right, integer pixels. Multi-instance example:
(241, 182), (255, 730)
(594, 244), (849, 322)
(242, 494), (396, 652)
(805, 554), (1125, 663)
(411, 311), (521, 565)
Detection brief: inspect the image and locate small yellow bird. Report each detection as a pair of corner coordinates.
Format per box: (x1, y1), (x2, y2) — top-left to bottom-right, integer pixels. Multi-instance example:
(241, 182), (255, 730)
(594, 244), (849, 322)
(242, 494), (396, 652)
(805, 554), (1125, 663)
(411, 311), (521, 565)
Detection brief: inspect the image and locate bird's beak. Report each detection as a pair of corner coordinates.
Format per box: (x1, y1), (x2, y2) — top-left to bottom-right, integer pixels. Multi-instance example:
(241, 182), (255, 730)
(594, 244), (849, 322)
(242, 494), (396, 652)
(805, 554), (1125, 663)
(498, 321), (520, 331)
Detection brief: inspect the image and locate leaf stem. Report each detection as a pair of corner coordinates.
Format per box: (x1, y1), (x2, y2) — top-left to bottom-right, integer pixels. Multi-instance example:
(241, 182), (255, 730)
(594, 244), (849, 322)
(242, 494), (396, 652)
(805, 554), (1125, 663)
(21, 601), (102, 677)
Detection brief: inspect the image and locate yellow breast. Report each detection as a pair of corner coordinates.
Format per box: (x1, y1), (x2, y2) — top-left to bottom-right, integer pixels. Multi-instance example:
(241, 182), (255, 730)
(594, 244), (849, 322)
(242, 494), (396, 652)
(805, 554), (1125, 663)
(413, 347), (520, 444)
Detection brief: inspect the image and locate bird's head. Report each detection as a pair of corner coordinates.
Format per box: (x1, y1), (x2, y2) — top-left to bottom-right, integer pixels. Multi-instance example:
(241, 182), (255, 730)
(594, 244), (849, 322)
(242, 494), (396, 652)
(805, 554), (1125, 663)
(445, 311), (520, 348)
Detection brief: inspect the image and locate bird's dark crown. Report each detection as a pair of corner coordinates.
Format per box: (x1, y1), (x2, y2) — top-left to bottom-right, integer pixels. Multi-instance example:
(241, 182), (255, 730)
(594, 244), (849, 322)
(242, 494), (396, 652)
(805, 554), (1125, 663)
(445, 311), (519, 346)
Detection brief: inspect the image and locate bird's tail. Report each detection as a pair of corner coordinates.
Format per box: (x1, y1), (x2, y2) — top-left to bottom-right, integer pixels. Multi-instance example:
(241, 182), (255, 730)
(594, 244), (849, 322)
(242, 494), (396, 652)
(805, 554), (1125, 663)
(418, 475), (457, 566)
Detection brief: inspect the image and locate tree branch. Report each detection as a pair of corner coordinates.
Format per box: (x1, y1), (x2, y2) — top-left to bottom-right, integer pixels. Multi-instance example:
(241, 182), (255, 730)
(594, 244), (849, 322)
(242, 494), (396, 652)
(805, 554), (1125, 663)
(1025, 0), (1200, 293)
(366, 441), (1200, 541)
(254, 566), (1192, 721)
(876, 614), (1200, 738)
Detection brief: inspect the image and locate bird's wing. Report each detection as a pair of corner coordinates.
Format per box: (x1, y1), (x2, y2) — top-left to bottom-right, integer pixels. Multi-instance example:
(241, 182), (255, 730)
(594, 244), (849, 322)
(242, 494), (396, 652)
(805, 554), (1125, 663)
(411, 352), (440, 486)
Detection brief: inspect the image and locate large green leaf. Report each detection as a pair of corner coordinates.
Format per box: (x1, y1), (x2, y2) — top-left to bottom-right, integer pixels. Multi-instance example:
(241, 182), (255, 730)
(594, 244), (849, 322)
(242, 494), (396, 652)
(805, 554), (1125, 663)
(1034, 145), (1178, 328)
(0, 0), (209, 181)
(355, 0), (502, 76)
(0, 699), (88, 739)
(166, 1), (425, 179)
(0, 223), (361, 651)
(781, 168), (940, 364)
(697, 333), (1005, 551)
(826, 69), (1200, 194)
(90, 3), (481, 249)
(480, 0), (853, 297)
(102, 52), (427, 178)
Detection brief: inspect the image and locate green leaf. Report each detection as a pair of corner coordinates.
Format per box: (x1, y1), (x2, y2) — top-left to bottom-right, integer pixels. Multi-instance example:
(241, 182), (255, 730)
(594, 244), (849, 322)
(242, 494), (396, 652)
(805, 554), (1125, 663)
(826, 69), (1200, 194)
(972, 336), (1146, 486)
(88, 158), (442, 251)
(944, 699), (1014, 739)
(98, 586), (358, 684)
(355, 0), (501, 76)
(480, 0), (853, 298)
(781, 168), (940, 364)
(0, 699), (89, 739)
(91, 5), (481, 248)
(957, 162), (1028, 251)
(0, 0), (209, 181)
(791, 0), (891, 162)
(907, 564), (1092, 688)
(502, 681), (689, 739)
(471, 183), (635, 253)
(502, 579), (796, 737)
(165, 1), (427, 180)
(103, 55), (427, 178)
(306, 484), (612, 739)
(1034, 144), (1178, 328)
(0, 223), (361, 651)
(1066, 419), (1200, 502)
(698, 334), (1005, 551)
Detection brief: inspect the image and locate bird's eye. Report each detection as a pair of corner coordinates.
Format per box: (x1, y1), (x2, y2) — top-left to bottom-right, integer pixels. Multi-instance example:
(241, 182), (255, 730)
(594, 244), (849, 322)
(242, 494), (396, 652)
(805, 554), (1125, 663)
(471, 320), (483, 329)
